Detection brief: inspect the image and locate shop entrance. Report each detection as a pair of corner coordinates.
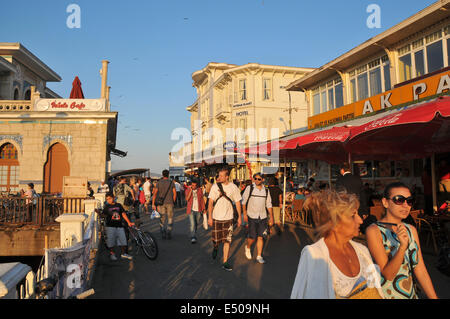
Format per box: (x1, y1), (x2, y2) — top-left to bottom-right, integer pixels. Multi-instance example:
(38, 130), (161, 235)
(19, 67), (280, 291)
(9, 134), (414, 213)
(43, 143), (70, 194)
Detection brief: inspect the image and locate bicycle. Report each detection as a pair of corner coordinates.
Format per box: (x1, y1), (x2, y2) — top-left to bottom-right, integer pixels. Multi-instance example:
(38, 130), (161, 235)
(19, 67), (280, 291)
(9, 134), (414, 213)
(128, 225), (158, 260)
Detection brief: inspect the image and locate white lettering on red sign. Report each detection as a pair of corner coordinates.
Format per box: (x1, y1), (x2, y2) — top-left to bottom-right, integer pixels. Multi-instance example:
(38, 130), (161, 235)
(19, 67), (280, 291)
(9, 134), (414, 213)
(365, 113), (402, 131)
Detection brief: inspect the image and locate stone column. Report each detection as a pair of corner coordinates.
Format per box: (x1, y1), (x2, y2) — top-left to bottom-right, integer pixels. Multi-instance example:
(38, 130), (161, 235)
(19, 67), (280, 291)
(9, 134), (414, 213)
(55, 214), (88, 248)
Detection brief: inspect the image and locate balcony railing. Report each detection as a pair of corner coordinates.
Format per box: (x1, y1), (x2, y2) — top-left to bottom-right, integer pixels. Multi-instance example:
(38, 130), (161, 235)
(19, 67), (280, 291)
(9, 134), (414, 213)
(0, 100), (33, 112)
(0, 196), (87, 226)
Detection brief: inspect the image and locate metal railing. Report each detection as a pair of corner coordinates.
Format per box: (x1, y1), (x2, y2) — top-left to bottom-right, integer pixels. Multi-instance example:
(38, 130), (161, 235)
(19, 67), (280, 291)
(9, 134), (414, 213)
(0, 196), (87, 226)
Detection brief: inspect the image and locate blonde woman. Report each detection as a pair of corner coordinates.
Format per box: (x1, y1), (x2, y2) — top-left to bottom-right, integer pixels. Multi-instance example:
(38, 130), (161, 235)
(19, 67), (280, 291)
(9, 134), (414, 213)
(366, 182), (438, 299)
(291, 190), (384, 299)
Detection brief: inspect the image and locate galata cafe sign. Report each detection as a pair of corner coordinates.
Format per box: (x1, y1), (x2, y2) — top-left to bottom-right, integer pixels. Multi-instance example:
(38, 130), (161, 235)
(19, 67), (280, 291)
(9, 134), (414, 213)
(34, 99), (106, 112)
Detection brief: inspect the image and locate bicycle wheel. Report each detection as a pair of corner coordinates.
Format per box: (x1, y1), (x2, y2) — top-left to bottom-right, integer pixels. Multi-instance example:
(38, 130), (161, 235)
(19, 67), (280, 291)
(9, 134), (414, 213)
(139, 231), (158, 260)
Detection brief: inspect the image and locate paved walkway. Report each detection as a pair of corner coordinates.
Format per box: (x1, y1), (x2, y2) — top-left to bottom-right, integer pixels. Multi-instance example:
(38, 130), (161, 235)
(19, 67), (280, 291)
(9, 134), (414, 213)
(91, 208), (450, 299)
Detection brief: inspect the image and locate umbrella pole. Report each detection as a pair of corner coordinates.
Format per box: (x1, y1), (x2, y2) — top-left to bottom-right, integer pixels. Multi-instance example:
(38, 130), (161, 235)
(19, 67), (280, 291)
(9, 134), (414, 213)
(328, 163), (332, 188)
(282, 157), (287, 227)
(348, 152), (353, 174)
(431, 154), (437, 213)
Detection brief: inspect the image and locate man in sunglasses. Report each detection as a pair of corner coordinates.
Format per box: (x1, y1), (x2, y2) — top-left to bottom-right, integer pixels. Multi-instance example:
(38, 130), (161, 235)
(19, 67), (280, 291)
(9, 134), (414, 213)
(242, 173), (274, 264)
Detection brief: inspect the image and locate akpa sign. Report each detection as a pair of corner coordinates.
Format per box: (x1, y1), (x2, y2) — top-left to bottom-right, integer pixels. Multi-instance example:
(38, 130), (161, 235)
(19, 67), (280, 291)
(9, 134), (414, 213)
(308, 69), (450, 129)
(34, 99), (106, 112)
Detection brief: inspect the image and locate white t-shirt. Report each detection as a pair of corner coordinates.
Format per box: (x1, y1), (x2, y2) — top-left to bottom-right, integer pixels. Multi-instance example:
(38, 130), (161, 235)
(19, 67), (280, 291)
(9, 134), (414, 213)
(175, 182), (181, 192)
(208, 182), (242, 221)
(192, 189), (199, 212)
(143, 181), (151, 196)
(241, 184), (272, 219)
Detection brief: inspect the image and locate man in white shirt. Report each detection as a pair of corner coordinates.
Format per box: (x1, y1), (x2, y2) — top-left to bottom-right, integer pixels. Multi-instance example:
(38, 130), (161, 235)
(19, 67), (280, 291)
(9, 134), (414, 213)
(143, 177), (152, 213)
(174, 180), (182, 208)
(242, 173), (274, 264)
(208, 168), (242, 271)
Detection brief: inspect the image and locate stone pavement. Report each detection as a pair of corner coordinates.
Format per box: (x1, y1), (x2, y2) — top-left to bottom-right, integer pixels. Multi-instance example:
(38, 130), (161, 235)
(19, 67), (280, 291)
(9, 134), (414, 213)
(91, 208), (450, 299)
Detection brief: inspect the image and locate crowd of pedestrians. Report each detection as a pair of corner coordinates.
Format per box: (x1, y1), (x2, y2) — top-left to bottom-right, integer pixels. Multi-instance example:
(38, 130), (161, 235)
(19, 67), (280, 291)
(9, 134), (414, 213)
(95, 163), (441, 299)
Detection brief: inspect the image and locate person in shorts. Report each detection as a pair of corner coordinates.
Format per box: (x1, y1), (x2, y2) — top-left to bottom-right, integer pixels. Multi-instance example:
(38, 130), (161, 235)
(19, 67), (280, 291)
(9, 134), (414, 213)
(208, 168), (242, 271)
(242, 173), (273, 264)
(100, 193), (134, 261)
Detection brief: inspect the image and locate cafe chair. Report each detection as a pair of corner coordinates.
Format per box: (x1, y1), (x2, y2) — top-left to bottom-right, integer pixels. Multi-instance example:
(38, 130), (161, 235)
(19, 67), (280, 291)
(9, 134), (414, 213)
(410, 209), (438, 255)
(292, 199), (304, 223)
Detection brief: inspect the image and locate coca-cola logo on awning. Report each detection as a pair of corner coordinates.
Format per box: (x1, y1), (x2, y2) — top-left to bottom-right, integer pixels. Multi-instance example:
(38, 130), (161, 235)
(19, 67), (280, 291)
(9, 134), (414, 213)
(313, 133), (348, 141)
(364, 113), (402, 131)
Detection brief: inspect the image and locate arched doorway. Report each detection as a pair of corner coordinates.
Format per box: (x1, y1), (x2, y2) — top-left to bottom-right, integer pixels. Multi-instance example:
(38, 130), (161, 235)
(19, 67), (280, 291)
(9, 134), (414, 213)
(43, 143), (70, 194)
(0, 143), (20, 194)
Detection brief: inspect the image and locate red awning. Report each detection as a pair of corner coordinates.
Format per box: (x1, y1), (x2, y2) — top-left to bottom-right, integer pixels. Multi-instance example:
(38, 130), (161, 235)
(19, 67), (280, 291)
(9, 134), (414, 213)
(347, 96), (450, 160)
(70, 76), (85, 99)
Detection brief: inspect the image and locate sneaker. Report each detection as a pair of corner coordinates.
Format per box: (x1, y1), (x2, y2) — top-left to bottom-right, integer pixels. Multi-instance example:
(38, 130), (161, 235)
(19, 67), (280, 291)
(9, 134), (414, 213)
(222, 262), (233, 271)
(244, 245), (252, 260)
(191, 237), (197, 244)
(121, 253), (133, 260)
(110, 253), (118, 261)
(212, 247), (218, 260)
(256, 256), (266, 264)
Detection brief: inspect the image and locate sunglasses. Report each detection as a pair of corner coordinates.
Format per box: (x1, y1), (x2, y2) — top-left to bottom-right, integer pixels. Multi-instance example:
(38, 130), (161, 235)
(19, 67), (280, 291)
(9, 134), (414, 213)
(388, 195), (414, 206)
(254, 177), (262, 181)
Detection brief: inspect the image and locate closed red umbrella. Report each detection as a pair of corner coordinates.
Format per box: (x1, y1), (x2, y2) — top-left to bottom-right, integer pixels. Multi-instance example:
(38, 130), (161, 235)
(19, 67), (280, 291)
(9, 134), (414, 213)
(70, 76), (85, 99)
(347, 96), (450, 160)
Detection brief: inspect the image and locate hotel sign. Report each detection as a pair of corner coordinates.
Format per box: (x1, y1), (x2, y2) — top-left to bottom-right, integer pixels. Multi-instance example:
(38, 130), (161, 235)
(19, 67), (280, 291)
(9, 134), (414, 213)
(34, 99), (106, 112)
(233, 101), (252, 108)
(308, 69), (450, 129)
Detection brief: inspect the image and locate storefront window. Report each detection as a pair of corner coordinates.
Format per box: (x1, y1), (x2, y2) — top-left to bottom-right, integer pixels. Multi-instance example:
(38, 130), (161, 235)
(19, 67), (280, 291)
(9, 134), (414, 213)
(328, 88), (334, 110)
(374, 160), (395, 177)
(335, 83), (343, 108)
(414, 50), (425, 77)
(321, 91), (327, 113)
(357, 73), (368, 101)
(313, 93), (320, 115)
(350, 78), (356, 103)
(383, 63), (391, 91)
(399, 54), (412, 82)
(426, 40), (444, 73)
(447, 38), (450, 69)
(369, 68), (382, 96)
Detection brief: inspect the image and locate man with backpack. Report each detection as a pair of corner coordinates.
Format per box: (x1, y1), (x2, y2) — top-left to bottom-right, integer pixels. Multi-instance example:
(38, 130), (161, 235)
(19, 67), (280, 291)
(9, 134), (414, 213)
(207, 167), (242, 271)
(242, 173), (274, 264)
(113, 177), (134, 211)
(152, 170), (177, 239)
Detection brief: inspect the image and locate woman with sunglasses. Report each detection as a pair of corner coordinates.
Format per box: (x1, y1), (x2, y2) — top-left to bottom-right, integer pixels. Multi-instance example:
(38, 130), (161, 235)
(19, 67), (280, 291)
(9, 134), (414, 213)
(366, 182), (438, 299)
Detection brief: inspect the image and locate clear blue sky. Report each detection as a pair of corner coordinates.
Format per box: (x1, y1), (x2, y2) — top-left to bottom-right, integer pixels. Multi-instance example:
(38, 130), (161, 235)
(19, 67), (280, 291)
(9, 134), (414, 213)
(0, 0), (436, 174)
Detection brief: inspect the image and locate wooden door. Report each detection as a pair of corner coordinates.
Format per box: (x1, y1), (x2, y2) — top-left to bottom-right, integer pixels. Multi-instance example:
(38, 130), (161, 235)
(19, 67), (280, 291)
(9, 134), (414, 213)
(44, 143), (70, 194)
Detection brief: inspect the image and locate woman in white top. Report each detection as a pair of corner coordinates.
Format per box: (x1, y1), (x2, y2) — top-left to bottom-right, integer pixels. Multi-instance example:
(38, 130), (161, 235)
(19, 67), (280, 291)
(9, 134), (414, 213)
(291, 189), (384, 299)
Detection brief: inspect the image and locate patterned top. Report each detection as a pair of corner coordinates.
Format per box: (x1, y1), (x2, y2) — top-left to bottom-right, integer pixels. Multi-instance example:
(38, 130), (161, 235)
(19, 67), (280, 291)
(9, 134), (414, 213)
(376, 222), (419, 299)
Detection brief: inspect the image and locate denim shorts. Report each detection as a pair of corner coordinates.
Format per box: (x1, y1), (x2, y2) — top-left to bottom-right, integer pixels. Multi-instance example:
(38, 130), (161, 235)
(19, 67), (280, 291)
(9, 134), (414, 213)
(247, 217), (268, 239)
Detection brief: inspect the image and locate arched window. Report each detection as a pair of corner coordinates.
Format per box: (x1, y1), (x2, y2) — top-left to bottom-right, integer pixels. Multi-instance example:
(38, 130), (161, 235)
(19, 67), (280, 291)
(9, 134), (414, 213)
(13, 89), (19, 100)
(24, 90), (31, 100)
(0, 143), (19, 194)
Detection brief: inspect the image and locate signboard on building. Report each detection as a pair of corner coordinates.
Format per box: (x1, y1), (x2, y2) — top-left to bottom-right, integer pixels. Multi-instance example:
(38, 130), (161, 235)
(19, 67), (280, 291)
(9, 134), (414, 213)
(63, 176), (88, 198)
(34, 99), (106, 112)
(308, 69), (450, 129)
